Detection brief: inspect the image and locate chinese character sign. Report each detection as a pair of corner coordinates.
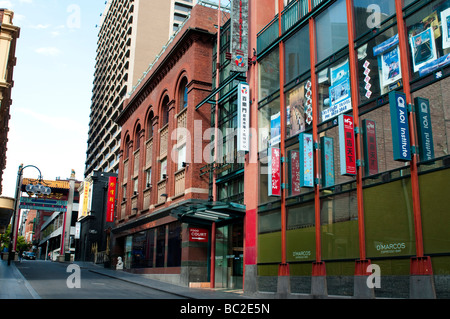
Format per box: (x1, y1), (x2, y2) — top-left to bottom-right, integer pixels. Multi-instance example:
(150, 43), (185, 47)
(237, 82), (250, 152)
(288, 150), (301, 196)
(268, 147), (281, 197)
(106, 176), (117, 222)
(362, 119), (379, 176)
(339, 114), (357, 176)
(299, 133), (314, 187)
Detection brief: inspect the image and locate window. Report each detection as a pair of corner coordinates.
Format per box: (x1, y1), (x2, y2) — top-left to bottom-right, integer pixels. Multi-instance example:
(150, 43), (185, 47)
(156, 226), (166, 267)
(405, 1), (450, 81)
(285, 78), (313, 139)
(167, 222), (181, 267)
(356, 25), (400, 104)
(135, 124), (141, 151)
(353, 0), (397, 38)
(315, 0), (349, 63)
(160, 158), (167, 180)
(145, 168), (152, 188)
(258, 47), (280, 101)
(317, 55), (352, 123)
(177, 144), (186, 171)
(179, 77), (188, 110)
(147, 110), (154, 139)
(133, 177), (138, 195)
(161, 96), (170, 126)
(122, 184), (127, 201)
(284, 25), (311, 84)
(258, 98), (281, 152)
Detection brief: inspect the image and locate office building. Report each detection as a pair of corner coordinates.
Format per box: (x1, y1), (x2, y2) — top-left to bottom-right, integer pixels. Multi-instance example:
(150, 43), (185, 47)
(85, 0), (197, 178)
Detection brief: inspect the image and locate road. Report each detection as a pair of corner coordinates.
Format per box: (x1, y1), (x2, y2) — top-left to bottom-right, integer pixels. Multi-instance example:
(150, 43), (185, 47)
(15, 260), (187, 299)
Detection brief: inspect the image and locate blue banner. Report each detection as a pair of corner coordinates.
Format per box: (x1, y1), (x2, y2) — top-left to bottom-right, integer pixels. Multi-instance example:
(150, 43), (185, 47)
(299, 133), (314, 187)
(389, 91), (411, 161)
(414, 97), (435, 161)
(321, 136), (335, 187)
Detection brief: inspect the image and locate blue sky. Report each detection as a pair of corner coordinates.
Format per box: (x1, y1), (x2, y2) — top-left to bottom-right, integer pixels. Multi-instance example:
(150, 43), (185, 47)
(1, 0), (106, 197)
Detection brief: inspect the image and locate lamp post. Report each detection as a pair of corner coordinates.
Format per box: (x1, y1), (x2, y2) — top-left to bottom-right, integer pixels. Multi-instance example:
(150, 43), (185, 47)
(8, 164), (46, 266)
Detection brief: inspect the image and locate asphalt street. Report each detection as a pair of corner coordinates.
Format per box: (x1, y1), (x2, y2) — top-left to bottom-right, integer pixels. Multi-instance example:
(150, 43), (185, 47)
(15, 259), (187, 299)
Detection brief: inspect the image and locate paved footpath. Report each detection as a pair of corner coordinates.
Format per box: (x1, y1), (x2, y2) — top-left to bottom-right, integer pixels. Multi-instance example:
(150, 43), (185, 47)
(0, 259), (40, 299)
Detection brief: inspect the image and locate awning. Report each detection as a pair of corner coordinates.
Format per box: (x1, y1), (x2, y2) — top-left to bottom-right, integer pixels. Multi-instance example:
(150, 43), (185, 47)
(0, 196), (15, 234)
(169, 199), (246, 226)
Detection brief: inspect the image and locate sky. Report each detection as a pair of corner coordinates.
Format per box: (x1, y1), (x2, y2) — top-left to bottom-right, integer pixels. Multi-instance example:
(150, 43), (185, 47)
(1, 0), (107, 198)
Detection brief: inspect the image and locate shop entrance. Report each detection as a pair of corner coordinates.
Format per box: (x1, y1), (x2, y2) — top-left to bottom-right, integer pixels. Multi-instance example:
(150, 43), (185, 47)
(214, 222), (243, 289)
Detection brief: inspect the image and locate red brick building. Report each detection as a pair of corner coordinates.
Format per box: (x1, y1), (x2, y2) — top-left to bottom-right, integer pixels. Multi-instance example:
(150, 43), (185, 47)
(112, 5), (227, 285)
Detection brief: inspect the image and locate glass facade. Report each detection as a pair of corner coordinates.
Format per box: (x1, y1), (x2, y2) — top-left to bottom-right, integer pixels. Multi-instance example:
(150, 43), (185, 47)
(255, 0), (450, 297)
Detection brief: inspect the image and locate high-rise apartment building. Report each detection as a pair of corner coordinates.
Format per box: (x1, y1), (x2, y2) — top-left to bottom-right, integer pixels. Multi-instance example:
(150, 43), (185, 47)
(85, 0), (197, 178)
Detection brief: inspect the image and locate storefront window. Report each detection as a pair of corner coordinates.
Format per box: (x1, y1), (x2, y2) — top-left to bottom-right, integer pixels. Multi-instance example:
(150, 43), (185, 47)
(284, 25), (311, 84)
(315, 0), (349, 63)
(167, 222), (181, 267)
(258, 47), (280, 101)
(285, 79), (313, 139)
(258, 210), (282, 264)
(353, 0), (396, 38)
(286, 201), (315, 262)
(411, 77), (450, 161)
(405, 1), (450, 81)
(359, 103), (409, 176)
(364, 178), (416, 258)
(356, 25), (400, 104)
(156, 225), (166, 267)
(317, 55), (352, 123)
(320, 191), (359, 260)
(258, 98), (280, 152)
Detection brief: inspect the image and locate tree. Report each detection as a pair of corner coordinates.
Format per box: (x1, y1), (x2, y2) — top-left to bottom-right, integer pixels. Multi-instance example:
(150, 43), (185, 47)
(0, 224), (31, 253)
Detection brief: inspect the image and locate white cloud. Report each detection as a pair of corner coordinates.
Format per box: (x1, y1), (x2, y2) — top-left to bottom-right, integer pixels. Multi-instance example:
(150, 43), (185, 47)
(35, 47), (61, 56)
(30, 23), (50, 29)
(0, 1), (13, 9)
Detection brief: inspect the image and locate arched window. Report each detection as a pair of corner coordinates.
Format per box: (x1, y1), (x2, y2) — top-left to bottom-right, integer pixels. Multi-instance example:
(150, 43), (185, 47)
(179, 77), (188, 110)
(125, 135), (130, 159)
(147, 110), (154, 139)
(135, 124), (141, 151)
(162, 96), (170, 126)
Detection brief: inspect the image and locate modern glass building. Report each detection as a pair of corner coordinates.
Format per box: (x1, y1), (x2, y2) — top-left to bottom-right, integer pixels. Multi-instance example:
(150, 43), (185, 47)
(247, 0), (449, 298)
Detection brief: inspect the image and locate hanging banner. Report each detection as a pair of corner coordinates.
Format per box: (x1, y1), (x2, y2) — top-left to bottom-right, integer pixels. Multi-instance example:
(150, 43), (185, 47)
(299, 133), (314, 187)
(414, 97), (434, 161)
(362, 119), (379, 176)
(288, 150), (301, 196)
(320, 136), (335, 187)
(338, 114), (357, 176)
(81, 181), (90, 217)
(106, 176), (117, 222)
(268, 147), (281, 197)
(389, 91), (411, 161)
(237, 82), (250, 153)
(230, 0), (249, 72)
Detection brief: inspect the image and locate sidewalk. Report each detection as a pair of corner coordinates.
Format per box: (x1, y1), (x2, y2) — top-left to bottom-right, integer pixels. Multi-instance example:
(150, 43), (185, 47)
(75, 261), (248, 299)
(0, 259), (40, 299)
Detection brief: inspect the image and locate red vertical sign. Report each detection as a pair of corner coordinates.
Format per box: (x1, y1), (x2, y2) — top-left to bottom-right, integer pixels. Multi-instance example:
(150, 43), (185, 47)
(339, 114), (357, 176)
(269, 147), (281, 197)
(363, 119), (378, 175)
(106, 176), (117, 222)
(289, 150), (301, 196)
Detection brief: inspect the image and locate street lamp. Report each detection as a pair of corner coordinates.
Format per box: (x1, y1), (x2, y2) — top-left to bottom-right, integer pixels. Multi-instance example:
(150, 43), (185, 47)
(7, 164), (45, 266)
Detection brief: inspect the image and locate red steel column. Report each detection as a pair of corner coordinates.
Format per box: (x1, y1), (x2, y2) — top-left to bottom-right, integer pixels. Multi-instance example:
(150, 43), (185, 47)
(345, 0), (371, 275)
(278, 0), (289, 277)
(309, 3), (325, 277)
(395, 0), (431, 275)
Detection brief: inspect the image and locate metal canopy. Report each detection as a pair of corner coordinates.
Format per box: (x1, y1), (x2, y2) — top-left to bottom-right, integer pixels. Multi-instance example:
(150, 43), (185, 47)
(170, 199), (246, 226)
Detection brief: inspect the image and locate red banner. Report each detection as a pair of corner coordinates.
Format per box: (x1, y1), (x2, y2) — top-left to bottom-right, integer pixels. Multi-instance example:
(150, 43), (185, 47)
(269, 147), (281, 196)
(106, 176), (117, 222)
(339, 114), (357, 176)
